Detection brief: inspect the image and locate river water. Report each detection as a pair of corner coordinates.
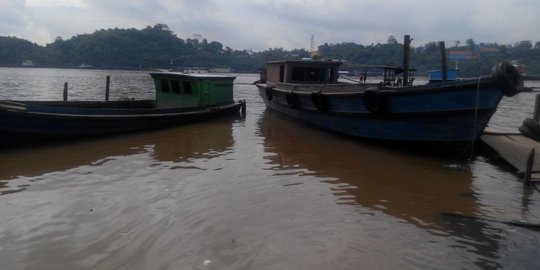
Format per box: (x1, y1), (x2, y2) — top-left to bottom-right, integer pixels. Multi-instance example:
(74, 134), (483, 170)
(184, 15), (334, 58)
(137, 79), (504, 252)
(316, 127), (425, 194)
(0, 67), (539, 269)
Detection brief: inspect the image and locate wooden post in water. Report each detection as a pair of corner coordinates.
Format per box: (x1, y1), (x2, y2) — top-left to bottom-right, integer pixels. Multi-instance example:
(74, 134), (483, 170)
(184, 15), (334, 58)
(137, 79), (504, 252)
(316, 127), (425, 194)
(533, 94), (540, 121)
(105, 75), (110, 101)
(524, 148), (535, 184)
(241, 100), (247, 117)
(63, 82), (68, 101)
(439, 41), (447, 82)
(403, 35), (411, 86)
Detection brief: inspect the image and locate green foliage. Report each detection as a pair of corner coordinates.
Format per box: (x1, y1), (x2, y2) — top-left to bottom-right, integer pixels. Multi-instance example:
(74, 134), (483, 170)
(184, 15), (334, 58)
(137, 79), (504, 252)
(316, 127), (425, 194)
(0, 26), (539, 76)
(0, 36), (46, 66)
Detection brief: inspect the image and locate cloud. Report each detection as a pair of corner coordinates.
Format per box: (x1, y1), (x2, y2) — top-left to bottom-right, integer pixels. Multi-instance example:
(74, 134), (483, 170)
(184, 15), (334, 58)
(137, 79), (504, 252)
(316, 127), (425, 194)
(0, 0), (27, 33)
(0, 0), (538, 50)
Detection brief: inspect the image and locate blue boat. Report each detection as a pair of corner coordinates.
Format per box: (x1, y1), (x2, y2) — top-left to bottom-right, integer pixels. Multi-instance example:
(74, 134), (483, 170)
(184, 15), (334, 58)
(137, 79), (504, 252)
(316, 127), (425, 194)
(0, 73), (246, 145)
(255, 59), (523, 150)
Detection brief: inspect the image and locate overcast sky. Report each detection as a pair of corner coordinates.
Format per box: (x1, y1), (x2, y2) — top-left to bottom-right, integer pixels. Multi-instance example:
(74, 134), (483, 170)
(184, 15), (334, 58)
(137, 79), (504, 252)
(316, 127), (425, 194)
(1, 0), (539, 51)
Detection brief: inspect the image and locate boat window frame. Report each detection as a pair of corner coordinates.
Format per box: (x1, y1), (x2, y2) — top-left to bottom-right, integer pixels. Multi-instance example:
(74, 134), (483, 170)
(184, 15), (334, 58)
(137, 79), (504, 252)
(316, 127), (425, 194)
(182, 81), (193, 95)
(160, 79), (170, 92)
(289, 65), (334, 83)
(171, 80), (181, 93)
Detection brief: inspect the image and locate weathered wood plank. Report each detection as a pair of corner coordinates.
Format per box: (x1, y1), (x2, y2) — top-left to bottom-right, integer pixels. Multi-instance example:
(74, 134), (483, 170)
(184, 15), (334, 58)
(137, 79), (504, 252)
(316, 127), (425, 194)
(481, 133), (540, 179)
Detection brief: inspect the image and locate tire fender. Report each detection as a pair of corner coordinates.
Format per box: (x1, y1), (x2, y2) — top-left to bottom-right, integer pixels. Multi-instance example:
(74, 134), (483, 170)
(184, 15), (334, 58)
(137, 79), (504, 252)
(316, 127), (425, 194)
(363, 90), (388, 114)
(265, 86), (274, 101)
(286, 92), (297, 108)
(491, 61), (524, 97)
(311, 91), (329, 111)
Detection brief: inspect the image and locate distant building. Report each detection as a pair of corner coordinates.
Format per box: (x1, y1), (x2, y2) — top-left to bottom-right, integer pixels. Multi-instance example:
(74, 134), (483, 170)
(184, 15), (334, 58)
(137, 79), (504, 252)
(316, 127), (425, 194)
(22, 60), (34, 67)
(213, 68), (231, 73)
(479, 46), (499, 55)
(448, 50), (474, 61)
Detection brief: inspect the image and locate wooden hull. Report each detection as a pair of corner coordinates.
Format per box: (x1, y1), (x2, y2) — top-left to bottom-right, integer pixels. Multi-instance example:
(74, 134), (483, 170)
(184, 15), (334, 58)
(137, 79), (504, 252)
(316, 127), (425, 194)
(256, 78), (506, 145)
(0, 100), (244, 144)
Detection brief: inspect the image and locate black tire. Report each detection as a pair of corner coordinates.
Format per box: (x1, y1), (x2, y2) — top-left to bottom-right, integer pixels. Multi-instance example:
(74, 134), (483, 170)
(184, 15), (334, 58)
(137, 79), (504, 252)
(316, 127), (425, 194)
(520, 117), (540, 142)
(265, 86), (273, 101)
(363, 90), (387, 114)
(491, 61), (524, 97)
(311, 92), (329, 111)
(286, 92), (297, 108)
(520, 125), (540, 142)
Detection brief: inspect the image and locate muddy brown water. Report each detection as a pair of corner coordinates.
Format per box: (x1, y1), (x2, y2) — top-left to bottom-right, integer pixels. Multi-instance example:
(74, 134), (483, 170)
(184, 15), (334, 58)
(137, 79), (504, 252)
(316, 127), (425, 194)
(0, 68), (539, 269)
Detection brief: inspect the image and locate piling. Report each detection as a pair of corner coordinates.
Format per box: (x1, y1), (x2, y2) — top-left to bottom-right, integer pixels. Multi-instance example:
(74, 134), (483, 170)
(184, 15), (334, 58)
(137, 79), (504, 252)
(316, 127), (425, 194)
(63, 82), (68, 101)
(524, 148), (535, 184)
(439, 41), (447, 81)
(533, 94), (540, 121)
(241, 100), (247, 116)
(105, 76), (110, 101)
(403, 35), (411, 86)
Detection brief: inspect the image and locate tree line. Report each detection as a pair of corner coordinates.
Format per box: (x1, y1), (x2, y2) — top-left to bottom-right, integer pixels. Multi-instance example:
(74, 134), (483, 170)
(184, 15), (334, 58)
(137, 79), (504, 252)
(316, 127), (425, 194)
(1, 25), (539, 77)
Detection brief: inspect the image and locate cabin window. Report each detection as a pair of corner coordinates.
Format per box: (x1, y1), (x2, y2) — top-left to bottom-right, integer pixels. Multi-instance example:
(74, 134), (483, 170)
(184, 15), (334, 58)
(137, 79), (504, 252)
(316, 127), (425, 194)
(183, 81), (193, 94)
(171, 80), (181, 93)
(291, 67), (332, 82)
(160, 79), (170, 92)
(306, 68), (321, 81)
(291, 67), (306, 81)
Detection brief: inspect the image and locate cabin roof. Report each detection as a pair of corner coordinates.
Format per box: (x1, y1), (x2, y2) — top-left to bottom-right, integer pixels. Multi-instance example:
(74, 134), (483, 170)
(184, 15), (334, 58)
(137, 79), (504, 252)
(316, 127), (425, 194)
(149, 72), (236, 80)
(266, 59), (343, 66)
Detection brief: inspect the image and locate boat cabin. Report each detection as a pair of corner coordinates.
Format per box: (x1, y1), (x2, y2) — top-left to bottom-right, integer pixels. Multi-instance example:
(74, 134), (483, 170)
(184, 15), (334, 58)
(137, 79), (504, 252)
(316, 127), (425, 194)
(150, 73), (235, 108)
(264, 60), (342, 84)
(427, 69), (459, 83)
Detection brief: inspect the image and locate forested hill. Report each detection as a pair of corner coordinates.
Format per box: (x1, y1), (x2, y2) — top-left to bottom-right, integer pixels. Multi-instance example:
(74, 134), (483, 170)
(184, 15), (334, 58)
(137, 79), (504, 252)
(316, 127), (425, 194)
(1, 24), (539, 76)
(0, 24), (309, 72)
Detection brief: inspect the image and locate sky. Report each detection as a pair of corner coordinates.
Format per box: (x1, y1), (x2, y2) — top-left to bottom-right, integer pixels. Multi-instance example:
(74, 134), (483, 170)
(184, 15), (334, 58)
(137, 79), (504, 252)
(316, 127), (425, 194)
(1, 0), (539, 51)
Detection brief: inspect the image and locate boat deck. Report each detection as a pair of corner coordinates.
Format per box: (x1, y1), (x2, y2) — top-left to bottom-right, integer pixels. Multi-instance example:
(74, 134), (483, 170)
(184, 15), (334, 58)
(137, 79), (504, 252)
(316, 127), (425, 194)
(481, 130), (540, 182)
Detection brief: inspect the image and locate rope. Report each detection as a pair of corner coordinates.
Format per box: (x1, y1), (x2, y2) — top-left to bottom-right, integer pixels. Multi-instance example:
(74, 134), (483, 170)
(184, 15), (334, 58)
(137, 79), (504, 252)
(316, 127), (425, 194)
(469, 76), (482, 160)
(441, 212), (540, 231)
(339, 76), (361, 83)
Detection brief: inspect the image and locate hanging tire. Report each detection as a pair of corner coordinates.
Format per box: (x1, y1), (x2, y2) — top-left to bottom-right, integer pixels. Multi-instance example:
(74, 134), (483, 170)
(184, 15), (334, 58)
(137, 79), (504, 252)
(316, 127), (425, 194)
(363, 90), (388, 114)
(265, 86), (274, 101)
(311, 92), (329, 111)
(491, 61), (524, 97)
(520, 117), (540, 142)
(286, 92), (297, 108)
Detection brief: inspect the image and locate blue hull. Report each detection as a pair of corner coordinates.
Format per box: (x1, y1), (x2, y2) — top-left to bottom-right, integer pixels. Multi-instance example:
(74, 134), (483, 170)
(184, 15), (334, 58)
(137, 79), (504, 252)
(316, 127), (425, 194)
(256, 79), (505, 143)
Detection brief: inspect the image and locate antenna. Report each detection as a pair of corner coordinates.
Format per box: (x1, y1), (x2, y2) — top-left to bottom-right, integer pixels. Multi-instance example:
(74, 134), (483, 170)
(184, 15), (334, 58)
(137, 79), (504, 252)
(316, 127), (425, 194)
(310, 35), (315, 53)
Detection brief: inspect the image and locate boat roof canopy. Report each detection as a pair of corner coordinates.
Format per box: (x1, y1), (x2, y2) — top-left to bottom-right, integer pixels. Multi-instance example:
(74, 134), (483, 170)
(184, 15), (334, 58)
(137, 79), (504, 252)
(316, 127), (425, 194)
(149, 72), (236, 80)
(266, 59), (343, 67)
(358, 65), (417, 75)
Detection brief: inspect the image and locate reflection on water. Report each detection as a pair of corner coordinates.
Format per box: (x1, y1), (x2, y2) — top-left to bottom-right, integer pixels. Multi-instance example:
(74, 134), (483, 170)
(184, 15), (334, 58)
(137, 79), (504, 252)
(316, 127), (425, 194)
(258, 111), (520, 268)
(259, 110), (477, 228)
(0, 69), (539, 269)
(0, 117), (236, 193)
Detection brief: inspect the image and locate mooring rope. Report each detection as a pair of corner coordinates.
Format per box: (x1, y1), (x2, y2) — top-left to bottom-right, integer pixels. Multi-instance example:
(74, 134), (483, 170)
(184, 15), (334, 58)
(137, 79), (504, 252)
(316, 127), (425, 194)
(469, 76), (482, 160)
(441, 212), (540, 231)
(339, 76), (361, 83)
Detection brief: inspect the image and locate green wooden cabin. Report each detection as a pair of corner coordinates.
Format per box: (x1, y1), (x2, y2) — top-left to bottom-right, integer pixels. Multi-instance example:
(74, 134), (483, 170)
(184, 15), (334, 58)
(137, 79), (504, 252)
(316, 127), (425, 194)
(149, 73), (236, 108)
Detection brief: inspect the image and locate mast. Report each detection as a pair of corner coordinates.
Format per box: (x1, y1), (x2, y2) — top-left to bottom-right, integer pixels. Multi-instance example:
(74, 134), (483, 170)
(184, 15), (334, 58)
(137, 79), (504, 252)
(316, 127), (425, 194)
(439, 41), (447, 81)
(403, 35), (411, 86)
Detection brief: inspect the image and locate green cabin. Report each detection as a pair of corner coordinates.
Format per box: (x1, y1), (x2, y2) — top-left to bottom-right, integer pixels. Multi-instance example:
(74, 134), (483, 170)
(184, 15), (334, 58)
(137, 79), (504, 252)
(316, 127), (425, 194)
(149, 73), (236, 109)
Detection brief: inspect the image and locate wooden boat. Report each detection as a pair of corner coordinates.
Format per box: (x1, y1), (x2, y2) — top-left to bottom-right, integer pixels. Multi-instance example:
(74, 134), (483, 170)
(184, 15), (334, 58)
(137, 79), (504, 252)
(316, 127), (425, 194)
(0, 73), (246, 144)
(255, 58), (523, 150)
